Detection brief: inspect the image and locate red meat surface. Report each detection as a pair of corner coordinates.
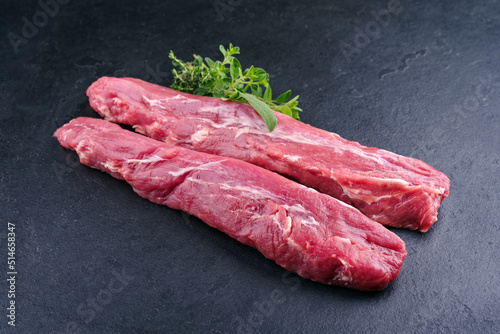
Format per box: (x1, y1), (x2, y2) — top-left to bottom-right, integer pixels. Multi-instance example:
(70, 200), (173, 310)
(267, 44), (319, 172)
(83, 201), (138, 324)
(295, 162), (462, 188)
(54, 117), (407, 291)
(87, 77), (450, 231)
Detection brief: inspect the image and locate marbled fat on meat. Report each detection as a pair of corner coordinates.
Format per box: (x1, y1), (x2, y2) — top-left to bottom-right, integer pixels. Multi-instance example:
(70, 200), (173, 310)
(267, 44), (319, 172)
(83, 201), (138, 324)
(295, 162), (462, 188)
(54, 117), (407, 291)
(87, 77), (450, 232)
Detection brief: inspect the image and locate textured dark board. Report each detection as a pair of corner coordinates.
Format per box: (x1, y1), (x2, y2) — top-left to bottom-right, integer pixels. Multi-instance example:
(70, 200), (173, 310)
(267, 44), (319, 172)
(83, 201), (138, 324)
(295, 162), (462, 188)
(1, 0), (499, 333)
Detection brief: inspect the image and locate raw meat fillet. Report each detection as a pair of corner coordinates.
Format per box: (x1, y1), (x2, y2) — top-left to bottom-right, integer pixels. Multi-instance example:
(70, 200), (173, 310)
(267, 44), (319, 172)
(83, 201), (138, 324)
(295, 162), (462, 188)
(87, 77), (450, 232)
(54, 117), (407, 291)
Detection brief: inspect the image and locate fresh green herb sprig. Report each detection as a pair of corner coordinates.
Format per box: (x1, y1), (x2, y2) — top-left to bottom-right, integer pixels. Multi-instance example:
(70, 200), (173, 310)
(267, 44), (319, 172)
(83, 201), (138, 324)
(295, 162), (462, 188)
(169, 44), (302, 131)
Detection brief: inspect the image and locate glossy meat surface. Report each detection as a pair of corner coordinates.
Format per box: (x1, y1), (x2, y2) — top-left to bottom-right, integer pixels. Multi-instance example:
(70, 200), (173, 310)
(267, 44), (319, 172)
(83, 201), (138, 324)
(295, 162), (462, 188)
(54, 117), (407, 291)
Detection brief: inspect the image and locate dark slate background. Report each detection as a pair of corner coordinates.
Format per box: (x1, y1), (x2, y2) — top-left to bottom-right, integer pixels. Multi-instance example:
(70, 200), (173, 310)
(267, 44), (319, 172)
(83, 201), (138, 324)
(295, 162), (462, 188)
(1, 0), (499, 333)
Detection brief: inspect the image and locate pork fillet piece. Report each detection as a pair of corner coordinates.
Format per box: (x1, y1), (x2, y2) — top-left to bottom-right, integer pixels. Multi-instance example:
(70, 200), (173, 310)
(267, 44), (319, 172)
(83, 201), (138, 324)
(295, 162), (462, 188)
(54, 117), (407, 291)
(87, 77), (450, 232)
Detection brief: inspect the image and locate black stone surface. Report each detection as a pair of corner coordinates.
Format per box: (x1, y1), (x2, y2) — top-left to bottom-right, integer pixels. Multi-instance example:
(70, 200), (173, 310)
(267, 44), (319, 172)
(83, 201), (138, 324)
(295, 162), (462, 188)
(1, 0), (499, 333)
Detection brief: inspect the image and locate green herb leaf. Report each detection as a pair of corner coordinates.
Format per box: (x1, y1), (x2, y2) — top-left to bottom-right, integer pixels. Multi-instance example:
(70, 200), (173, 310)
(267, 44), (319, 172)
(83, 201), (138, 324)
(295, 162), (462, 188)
(215, 76), (225, 90)
(275, 90), (291, 104)
(205, 57), (215, 69)
(240, 92), (277, 131)
(251, 85), (262, 98)
(219, 45), (227, 57)
(230, 58), (241, 80)
(168, 44), (302, 131)
(263, 84), (272, 103)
